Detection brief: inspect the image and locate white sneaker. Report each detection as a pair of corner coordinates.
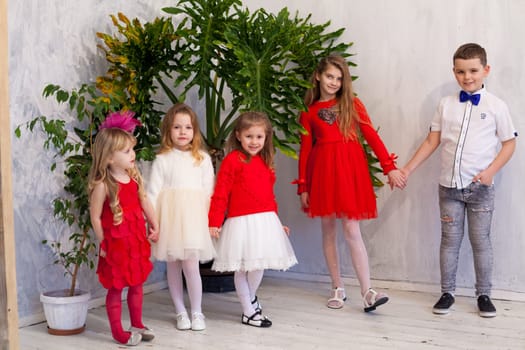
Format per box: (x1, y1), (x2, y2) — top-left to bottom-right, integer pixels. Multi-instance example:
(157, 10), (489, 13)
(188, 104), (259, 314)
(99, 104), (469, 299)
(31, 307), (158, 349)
(175, 311), (191, 330)
(191, 312), (206, 331)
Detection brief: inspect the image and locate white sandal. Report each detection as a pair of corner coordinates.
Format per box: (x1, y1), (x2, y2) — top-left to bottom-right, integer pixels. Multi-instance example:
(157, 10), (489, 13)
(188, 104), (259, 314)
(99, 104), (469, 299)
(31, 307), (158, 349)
(363, 288), (389, 312)
(327, 287), (347, 309)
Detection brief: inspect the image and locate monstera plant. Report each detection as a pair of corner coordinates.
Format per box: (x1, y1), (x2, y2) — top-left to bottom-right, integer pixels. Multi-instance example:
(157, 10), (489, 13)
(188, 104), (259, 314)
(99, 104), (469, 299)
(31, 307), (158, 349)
(163, 0), (353, 160)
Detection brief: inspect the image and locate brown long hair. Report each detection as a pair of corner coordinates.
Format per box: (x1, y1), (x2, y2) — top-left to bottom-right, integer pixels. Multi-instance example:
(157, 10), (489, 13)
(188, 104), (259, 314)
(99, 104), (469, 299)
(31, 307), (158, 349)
(158, 103), (205, 164)
(304, 53), (362, 141)
(88, 128), (145, 225)
(226, 111), (275, 169)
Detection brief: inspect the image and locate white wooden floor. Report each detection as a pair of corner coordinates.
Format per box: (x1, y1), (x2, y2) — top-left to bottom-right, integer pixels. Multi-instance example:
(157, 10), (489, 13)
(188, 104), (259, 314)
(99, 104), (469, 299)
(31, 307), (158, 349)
(19, 277), (525, 350)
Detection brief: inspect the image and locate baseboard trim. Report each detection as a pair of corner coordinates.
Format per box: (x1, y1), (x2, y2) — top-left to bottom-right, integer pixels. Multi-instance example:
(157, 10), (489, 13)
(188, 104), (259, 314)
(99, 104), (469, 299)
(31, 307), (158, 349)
(265, 270), (525, 302)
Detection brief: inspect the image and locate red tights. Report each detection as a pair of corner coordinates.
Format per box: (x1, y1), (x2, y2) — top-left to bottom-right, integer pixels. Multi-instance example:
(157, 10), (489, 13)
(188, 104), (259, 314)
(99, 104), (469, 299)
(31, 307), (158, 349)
(106, 285), (145, 344)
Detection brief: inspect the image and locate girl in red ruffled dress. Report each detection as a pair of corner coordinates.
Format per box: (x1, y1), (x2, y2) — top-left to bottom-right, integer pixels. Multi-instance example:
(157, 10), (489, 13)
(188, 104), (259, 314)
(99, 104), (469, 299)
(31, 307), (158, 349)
(296, 54), (405, 312)
(89, 112), (159, 346)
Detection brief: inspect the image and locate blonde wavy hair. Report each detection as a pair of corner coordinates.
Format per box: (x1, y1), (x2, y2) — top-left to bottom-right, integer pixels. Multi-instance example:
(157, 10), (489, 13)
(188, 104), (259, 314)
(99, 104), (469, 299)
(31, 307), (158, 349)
(158, 103), (205, 164)
(304, 53), (364, 141)
(88, 128), (145, 225)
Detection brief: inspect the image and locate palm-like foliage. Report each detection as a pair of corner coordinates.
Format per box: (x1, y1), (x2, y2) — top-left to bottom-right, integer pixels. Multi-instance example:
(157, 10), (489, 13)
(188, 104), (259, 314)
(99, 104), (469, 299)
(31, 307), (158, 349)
(225, 7), (353, 156)
(96, 13), (179, 160)
(163, 0), (242, 151)
(163, 0), (353, 158)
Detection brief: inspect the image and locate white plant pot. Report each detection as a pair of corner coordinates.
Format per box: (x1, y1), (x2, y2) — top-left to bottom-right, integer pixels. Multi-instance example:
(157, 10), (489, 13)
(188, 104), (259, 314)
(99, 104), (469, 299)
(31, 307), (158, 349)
(40, 289), (90, 335)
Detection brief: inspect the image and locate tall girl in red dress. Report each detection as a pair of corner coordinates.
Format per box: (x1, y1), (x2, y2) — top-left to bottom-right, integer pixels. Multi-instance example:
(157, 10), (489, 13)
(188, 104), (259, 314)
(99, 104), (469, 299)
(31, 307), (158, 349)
(89, 112), (159, 346)
(296, 54), (405, 312)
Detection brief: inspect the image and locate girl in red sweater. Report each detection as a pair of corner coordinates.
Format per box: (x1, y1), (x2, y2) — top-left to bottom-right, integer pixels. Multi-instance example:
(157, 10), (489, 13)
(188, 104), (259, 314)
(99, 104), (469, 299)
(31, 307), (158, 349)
(296, 54), (405, 312)
(208, 111), (297, 328)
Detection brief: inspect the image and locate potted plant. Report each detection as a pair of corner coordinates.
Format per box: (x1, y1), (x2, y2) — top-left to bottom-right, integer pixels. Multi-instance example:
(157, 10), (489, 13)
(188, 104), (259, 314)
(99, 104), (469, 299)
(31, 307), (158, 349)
(15, 84), (99, 335)
(14, 13), (177, 334)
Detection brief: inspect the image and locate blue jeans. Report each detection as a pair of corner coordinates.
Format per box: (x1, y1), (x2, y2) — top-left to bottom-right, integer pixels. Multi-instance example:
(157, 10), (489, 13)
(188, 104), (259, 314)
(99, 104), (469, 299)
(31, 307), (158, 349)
(438, 183), (495, 296)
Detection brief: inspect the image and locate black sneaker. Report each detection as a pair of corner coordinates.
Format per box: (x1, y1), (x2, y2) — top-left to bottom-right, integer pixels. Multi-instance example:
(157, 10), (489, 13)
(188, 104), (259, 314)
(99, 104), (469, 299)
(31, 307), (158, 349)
(432, 293), (455, 314)
(477, 295), (497, 318)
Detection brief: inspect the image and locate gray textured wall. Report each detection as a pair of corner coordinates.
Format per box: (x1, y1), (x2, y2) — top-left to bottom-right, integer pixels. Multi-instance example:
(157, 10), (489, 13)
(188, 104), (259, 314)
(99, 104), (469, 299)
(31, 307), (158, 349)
(9, 0), (525, 322)
(267, 0), (525, 295)
(9, 0), (175, 323)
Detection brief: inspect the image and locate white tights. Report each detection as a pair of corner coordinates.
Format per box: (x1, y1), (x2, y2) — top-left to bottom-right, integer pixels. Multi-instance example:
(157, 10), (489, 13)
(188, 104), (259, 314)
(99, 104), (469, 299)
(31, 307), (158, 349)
(234, 269), (264, 316)
(322, 217), (371, 296)
(167, 259), (202, 314)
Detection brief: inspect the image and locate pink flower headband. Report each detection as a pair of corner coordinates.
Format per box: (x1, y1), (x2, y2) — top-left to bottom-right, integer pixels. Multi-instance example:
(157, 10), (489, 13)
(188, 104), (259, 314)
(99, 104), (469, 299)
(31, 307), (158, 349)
(99, 110), (142, 133)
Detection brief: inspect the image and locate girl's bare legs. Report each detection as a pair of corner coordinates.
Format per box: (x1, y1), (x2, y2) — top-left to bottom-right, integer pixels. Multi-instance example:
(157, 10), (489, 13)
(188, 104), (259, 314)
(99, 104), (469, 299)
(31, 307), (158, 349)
(321, 216), (343, 289)
(341, 218), (371, 295)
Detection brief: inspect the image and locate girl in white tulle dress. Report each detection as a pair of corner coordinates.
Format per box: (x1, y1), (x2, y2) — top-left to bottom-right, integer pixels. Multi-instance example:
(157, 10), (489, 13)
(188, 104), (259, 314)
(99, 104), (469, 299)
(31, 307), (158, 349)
(208, 112), (297, 328)
(148, 103), (215, 331)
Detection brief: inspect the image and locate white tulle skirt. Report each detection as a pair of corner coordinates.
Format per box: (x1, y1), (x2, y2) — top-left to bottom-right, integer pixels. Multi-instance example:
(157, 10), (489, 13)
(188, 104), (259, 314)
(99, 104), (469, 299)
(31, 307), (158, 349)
(152, 188), (216, 262)
(212, 211), (297, 272)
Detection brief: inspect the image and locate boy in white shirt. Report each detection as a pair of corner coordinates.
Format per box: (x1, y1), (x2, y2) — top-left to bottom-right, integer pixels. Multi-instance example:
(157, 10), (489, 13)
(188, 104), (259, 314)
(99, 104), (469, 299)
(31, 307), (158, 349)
(401, 43), (517, 317)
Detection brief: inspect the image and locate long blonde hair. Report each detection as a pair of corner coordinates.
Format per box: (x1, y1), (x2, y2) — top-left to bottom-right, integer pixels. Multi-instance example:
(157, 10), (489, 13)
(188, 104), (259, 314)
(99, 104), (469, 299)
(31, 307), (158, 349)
(88, 128), (145, 225)
(226, 111), (275, 169)
(304, 53), (362, 141)
(158, 103), (205, 164)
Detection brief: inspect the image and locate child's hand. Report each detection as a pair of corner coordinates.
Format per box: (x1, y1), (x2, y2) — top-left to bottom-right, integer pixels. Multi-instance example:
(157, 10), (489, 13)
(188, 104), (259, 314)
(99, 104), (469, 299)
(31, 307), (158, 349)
(209, 227), (221, 239)
(148, 221), (159, 242)
(98, 240), (107, 258)
(300, 192), (309, 210)
(283, 225), (290, 236)
(387, 169), (407, 190)
(472, 170), (493, 185)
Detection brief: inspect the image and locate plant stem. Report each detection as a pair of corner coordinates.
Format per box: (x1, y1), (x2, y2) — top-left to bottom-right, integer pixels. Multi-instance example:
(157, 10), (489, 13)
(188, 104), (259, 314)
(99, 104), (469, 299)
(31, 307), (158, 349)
(68, 226), (89, 297)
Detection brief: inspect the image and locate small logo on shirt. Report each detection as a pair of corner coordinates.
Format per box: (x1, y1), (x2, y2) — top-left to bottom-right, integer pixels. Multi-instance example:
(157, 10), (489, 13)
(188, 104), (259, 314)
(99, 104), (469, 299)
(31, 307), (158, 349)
(480, 113), (487, 120)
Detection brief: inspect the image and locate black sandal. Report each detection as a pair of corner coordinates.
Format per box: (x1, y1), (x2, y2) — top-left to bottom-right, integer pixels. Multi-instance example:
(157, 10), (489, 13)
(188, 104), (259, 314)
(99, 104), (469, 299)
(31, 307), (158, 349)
(251, 296), (262, 313)
(241, 310), (272, 328)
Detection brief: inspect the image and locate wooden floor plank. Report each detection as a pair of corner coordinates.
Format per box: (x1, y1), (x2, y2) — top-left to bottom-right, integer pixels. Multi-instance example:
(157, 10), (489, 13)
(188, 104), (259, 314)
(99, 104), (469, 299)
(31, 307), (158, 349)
(19, 277), (525, 350)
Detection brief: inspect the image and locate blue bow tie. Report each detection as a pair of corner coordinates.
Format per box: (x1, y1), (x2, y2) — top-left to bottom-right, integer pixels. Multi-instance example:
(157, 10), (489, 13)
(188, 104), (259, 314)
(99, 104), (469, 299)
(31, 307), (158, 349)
(459, 90), (481, 106)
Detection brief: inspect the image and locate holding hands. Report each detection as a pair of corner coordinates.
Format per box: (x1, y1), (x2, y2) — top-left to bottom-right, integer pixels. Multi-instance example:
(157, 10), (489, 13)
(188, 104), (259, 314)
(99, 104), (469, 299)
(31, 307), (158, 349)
(147, 220), (159, 243)
(387, 169), (407, 190)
